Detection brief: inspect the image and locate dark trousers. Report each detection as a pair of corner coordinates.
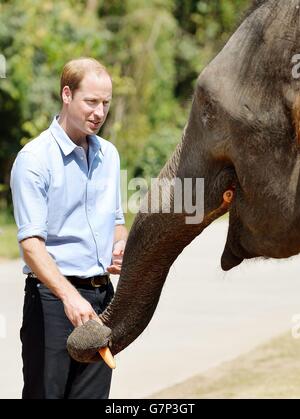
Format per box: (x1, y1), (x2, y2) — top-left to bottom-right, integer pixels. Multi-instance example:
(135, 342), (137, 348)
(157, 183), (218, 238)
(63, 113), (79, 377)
(21, 277), (114, 399)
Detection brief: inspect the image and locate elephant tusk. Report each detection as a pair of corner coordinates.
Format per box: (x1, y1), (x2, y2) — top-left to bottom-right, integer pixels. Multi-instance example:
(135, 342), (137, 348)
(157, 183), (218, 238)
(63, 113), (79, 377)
(98, 347), (116, 369)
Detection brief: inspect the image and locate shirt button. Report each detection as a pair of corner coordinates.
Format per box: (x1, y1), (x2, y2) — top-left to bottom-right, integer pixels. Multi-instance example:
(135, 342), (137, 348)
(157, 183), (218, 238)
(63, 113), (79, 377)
(95, 232), (99, 236)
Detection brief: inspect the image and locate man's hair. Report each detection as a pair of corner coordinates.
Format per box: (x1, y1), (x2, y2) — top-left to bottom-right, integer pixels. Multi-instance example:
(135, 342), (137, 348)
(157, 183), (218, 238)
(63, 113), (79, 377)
(60, 57), (111, 99)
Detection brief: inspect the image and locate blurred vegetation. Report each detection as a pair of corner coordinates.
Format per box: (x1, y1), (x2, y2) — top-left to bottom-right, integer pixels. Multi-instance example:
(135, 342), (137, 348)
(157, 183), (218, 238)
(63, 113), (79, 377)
(0, 208), (18, 259)
(0, 0), (250, 257)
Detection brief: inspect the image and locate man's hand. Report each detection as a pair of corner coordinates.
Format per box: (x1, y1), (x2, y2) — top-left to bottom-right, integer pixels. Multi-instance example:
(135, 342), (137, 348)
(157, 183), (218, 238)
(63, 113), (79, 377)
(107, 239), (126, 275)
(62, 290), (100, 327)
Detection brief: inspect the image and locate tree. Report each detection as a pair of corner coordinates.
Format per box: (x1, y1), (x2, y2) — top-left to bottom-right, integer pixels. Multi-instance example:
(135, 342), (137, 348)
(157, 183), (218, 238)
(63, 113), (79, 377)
(0, 0), (252, 208)
(0, 0), (110, 205)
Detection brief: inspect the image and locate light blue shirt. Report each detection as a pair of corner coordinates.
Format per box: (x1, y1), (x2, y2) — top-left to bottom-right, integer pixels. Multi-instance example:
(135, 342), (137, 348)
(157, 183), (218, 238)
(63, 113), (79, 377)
(10, 116), (125, 278)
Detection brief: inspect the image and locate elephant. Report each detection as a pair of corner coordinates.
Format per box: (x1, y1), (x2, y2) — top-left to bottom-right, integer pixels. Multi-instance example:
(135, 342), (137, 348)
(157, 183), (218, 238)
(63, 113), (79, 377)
(67, 0), (300, 363)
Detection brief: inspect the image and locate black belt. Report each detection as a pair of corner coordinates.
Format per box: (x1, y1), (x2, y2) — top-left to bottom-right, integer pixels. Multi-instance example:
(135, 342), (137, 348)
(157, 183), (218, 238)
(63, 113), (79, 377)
(27, 273), (110, 288)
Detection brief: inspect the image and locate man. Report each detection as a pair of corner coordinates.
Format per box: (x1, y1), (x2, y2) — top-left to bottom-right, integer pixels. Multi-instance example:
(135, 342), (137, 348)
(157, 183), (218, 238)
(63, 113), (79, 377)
(10, 57), (128, 399)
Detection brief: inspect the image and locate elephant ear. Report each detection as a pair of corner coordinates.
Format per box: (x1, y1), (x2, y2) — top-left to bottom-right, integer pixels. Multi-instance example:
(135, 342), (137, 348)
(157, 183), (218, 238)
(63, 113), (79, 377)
(67, 320), (112, 363)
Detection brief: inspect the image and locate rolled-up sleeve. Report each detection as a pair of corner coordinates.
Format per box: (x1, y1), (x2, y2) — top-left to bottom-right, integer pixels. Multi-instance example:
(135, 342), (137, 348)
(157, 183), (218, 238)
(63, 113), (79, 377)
(10, 151), (48, 242)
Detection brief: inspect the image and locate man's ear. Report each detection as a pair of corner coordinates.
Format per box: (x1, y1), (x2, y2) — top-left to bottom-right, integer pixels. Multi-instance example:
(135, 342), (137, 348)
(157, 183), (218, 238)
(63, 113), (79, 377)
(62, 86), (72, 105)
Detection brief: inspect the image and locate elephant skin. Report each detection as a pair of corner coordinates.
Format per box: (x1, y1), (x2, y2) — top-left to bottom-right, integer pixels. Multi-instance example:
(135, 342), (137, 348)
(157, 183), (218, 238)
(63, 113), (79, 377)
(67, 0), (300, 361)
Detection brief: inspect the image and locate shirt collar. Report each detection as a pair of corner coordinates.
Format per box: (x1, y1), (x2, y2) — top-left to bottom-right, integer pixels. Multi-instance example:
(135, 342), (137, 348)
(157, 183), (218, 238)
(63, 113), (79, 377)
(50, 115), (103, 156)
(88, 133), (104, 157)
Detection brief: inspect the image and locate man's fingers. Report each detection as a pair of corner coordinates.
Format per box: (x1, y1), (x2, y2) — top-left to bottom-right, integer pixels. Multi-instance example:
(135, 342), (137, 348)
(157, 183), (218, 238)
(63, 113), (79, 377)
(64, 297), (99, 327)
(73, 316), (84, 327)
(113, 258), (122, 266)
(90, 314), (101, 323)
(110, 265), (120, 272)
(66, 311), (83, 327)
(81, 314), (90, 325)
(81, 308), (97, 325)
(91, 315), (103, 325)
(113, 249), (124, 256)
(107, 265), (121, 274)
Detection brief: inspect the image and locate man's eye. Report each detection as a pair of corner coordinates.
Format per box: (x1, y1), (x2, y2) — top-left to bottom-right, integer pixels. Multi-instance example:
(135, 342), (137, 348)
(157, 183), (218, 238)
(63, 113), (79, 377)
(104, 101), (110, 106)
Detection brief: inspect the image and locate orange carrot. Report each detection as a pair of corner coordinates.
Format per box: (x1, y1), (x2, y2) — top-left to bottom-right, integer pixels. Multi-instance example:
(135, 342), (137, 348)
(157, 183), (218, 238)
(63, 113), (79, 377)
(98, 347), (116, 369)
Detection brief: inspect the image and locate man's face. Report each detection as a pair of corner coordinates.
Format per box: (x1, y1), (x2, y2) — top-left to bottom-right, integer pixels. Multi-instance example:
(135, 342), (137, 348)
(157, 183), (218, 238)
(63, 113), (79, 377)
(63, 71), (112, 138)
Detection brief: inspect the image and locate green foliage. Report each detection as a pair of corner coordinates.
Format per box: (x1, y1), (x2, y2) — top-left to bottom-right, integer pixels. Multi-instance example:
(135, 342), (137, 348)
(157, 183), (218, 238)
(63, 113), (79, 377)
(0, 0), (251, 197)
(0, 208), (19, 259)
(97, 0), (182, 177)
(173, 0), (250, 98)
(0, 225), (19, 259)
(0, 0), (110, 144)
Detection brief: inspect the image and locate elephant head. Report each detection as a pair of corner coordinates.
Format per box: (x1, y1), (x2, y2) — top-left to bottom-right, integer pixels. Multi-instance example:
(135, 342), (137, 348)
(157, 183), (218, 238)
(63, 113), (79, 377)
(67, 0), (300, 361)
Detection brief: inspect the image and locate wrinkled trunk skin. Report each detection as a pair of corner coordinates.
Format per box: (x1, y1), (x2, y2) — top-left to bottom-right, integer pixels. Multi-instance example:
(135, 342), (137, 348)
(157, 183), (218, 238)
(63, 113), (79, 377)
(100, 99), (236, 354)
(100, 0), (300, 354)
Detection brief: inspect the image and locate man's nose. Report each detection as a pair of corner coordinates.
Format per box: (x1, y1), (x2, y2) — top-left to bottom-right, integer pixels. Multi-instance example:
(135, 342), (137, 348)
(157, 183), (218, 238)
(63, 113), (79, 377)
(94, 103), (105, 119)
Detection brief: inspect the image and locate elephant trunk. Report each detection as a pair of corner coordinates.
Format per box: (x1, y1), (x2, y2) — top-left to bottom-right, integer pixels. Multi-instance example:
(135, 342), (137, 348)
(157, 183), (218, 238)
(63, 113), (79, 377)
(100, 137), (233, 354)
(100, 214), (202, 355)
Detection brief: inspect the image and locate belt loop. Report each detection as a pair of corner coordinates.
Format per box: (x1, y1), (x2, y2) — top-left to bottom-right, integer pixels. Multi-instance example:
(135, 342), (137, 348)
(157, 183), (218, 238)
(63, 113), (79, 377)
(91, 278), (102, 288)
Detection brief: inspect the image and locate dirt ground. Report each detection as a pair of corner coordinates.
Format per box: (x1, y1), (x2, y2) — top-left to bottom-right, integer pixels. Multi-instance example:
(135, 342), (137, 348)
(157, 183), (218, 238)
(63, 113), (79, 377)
(151, 332), (300, 399)
(3, 223), (300, 398)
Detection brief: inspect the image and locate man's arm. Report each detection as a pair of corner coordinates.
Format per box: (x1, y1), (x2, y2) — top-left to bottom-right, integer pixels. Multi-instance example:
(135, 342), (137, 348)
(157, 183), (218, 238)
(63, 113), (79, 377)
(113, 224), (128, 249)
(11, 152), (99, 328)
(20, 237), (99, 327)
(107, 224), (128, 275)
